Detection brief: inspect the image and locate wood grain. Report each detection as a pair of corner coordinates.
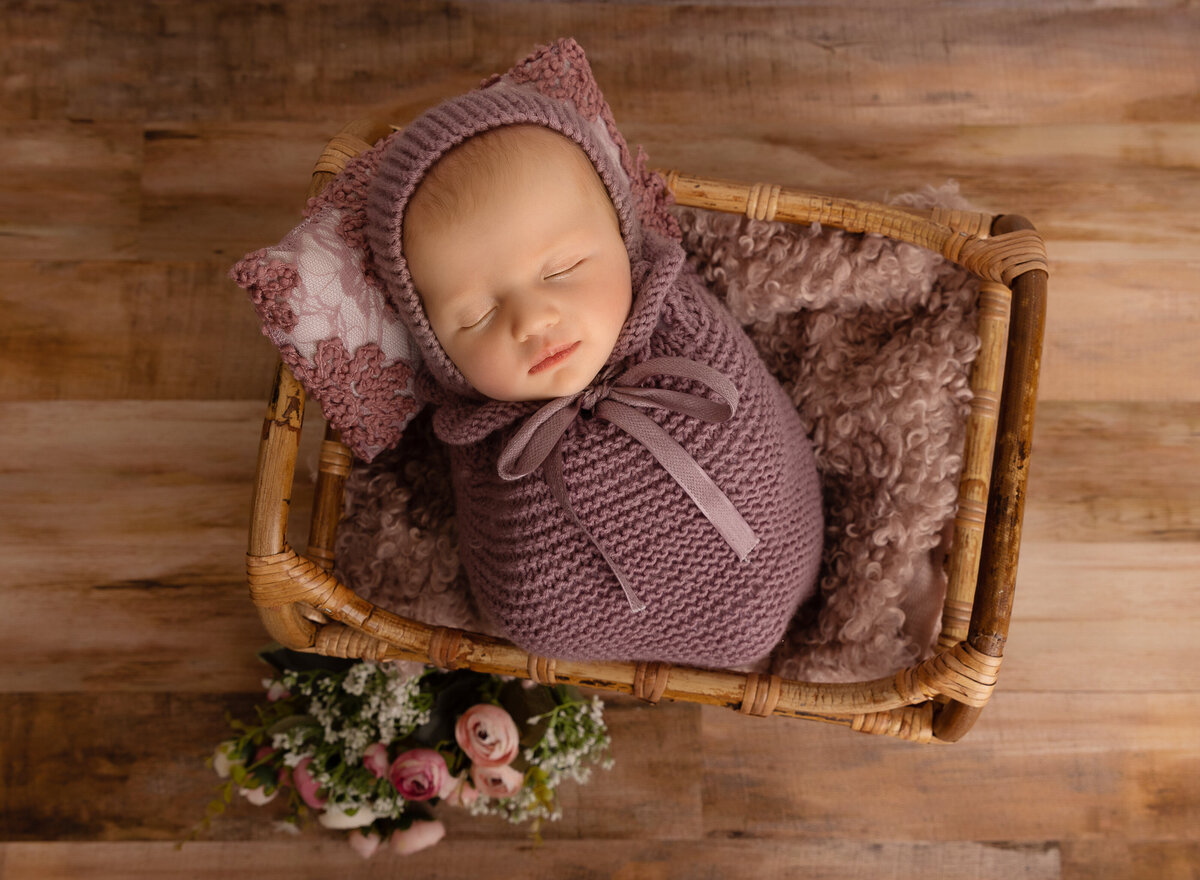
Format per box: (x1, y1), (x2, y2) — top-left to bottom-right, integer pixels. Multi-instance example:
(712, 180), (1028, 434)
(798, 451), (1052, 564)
(700, 694), (1200, 843)
(4, 2), (1196, 127)
(3, 401), (1194, 694)
(0, 401), (321, 693)
(0, 123), (140, 261)
(5, 118), (1199, 402)
(2, 12), (1198, 405)
(0, 839), (1064, 880)
(1061, 840), (1200, 880)
(1023, 402), (1200, 542)
(0, 263), (278, 401)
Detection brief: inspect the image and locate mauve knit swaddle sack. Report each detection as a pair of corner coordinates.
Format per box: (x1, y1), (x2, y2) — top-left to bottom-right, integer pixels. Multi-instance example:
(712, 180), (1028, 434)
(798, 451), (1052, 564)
(360, 40), (824, 668)
(432, 260), (823, 667)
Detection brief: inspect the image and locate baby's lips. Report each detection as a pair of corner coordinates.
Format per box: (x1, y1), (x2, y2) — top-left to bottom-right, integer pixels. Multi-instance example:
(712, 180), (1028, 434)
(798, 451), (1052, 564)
(529, 340), (580, 374)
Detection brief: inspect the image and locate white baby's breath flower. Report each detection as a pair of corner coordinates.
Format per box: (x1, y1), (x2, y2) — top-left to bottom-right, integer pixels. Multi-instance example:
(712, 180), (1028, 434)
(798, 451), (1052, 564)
(341, 663), (373, 696)
(371, 793), (402, 815)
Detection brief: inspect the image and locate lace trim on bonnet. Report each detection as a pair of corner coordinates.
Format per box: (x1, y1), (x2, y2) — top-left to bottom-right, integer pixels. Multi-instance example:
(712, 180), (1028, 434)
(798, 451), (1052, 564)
(502, 38), (679, 243)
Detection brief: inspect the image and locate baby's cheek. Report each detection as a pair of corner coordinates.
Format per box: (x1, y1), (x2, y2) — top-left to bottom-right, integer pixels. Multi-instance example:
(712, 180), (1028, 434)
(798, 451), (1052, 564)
(461, 341), (525, 401)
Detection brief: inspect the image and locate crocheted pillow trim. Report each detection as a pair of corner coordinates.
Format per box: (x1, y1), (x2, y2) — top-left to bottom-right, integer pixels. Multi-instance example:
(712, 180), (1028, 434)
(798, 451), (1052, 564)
(231, 205), (422, 461)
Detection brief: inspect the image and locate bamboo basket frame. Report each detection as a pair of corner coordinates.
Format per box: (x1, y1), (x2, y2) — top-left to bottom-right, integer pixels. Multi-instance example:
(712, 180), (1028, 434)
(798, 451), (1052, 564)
(245, 117), (1048, 744)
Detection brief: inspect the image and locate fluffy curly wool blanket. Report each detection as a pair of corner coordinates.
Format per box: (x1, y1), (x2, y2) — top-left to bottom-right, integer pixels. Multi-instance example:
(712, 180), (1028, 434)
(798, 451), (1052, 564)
(332, 185), (980, 683)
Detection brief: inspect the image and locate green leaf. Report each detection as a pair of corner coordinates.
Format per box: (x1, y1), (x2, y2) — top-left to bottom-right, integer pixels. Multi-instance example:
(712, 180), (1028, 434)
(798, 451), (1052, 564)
(266, 714), (319, 738)
(258, 644), (359, 676)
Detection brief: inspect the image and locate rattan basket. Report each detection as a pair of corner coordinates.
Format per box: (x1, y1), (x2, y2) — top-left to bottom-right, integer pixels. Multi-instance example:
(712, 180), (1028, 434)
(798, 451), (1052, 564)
(245, 116), (1048, 744)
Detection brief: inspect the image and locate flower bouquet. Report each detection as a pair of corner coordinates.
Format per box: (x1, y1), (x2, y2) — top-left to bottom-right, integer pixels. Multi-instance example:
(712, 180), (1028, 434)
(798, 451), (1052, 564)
(206, 647), (612, 857)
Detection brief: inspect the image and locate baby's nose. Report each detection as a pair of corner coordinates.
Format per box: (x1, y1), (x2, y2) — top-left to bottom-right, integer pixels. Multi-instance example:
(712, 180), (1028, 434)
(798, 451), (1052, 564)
(513, 297), (559, 339)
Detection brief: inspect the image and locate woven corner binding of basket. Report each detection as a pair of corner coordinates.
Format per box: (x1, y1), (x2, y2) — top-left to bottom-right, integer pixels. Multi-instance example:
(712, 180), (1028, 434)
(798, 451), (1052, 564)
(895, 642), (1003, 709)
(246, 548), (343, 610)
(852, 703), (934, 743)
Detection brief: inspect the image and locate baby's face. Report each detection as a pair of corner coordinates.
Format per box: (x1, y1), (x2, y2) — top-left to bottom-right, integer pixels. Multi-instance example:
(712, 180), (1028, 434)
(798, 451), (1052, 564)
(404, 128), (632, 402)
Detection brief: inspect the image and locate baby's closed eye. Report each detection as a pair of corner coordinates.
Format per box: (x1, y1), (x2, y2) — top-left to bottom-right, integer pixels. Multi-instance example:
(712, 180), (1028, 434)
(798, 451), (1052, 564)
(543, 259), (584, 281)
(462, 306), (496, 329)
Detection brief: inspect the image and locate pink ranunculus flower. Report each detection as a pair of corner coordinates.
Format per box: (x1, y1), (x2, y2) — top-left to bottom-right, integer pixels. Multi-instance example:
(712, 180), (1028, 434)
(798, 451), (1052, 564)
(292, 756), (328, 808)
(363, 742), (389, 779)
(265, 680), (291, 702)
(389, 819), (446, 855)
(349, 829), (382, 859)
(388, 749), (449, 802)
(471, 763), (524, 799)
(455, 704), (521, 768)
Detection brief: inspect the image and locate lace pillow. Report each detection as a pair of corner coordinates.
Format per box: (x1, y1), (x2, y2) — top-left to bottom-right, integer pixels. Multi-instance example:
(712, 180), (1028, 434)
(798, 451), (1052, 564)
(232, 206), (422, 461)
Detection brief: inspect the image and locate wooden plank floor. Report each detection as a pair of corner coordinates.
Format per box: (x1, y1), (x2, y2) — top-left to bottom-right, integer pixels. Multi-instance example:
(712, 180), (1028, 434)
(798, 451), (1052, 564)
(2, 3), (1197, 878)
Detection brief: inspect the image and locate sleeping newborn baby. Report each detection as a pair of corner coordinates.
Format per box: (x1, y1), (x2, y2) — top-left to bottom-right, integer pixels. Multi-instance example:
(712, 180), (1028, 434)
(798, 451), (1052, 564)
(233, 39), (824, 669)
(359, 59), (824, 669)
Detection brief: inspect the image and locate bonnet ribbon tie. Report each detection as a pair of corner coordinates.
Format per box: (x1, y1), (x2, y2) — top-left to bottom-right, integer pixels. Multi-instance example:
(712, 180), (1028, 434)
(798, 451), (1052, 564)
(496, 356), (760, 613)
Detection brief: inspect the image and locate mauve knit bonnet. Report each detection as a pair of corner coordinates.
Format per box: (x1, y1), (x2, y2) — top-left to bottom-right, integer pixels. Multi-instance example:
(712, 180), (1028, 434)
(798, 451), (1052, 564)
(365, 53), (671, 402)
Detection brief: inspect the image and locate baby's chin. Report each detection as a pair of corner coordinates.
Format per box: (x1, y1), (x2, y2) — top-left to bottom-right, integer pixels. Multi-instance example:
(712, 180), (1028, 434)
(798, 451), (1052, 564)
(488, 369), (594, 403)
(517, 374), (592, 403)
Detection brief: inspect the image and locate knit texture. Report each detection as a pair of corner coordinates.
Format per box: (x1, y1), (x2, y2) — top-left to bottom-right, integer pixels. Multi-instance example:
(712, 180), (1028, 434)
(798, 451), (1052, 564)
(360, 39), (823, 666)
(436, 240), (823, 666)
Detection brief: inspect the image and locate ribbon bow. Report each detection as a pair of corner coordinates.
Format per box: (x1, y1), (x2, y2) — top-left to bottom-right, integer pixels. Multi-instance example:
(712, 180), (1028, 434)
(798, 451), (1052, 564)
(497, 356), (760, 612)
